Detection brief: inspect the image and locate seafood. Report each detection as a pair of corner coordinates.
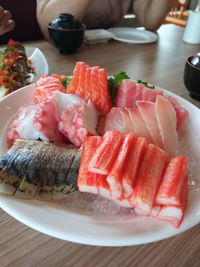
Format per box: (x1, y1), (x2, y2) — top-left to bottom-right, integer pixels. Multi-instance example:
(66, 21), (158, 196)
(0, 139), (81, 200)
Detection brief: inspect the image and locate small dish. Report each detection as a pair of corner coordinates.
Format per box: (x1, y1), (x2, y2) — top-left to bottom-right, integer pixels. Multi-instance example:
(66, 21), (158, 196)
(184, 54), (200, 100)
(84, 29), (115, 44)
(48, 13), (85, 54)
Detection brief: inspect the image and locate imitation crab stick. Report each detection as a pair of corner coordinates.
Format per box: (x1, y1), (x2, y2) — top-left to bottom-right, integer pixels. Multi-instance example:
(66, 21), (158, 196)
(122, 136), (147, 198)
(106, 133), (136, 200)
(131, 144), (169, 212)
(155, 156), (188, 206)
(88, 131), (124, 175)
(78, 136), (101, 193)
(157, 175), (188, 228)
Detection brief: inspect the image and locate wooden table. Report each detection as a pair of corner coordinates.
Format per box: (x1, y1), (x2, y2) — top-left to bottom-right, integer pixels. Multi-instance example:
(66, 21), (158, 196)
(0, 24), (200, 267)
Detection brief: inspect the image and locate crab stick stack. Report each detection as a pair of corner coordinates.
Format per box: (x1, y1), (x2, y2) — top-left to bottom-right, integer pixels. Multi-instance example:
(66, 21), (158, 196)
(77, 131), (188, 228)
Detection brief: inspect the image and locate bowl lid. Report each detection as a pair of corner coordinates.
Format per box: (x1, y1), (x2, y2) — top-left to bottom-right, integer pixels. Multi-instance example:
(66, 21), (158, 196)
(49, 13), (82, 29)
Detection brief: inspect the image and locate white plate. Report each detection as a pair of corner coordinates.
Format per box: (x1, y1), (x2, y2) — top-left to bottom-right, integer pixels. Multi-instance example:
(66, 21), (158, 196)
(25, 47), (49, 83)
(84, 29), (115, 44)
(0, 46), (49, 84)
(0, 84), (200, 246)
(108, 27), (158, 44)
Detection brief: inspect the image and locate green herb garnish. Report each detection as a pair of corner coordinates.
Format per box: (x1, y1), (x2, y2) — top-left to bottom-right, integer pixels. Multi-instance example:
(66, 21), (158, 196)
(137, 79), (155, 89)
(62, 76), (71, 88)
(108, 71), (129, 104)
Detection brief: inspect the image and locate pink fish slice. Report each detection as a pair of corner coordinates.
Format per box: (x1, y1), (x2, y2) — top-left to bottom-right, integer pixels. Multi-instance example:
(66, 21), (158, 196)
(155, 95), (178, 156)
(136, 101), (164, 148)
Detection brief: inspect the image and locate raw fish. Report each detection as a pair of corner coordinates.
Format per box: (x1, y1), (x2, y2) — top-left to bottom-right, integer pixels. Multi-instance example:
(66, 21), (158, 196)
(155, 95), (178, 156)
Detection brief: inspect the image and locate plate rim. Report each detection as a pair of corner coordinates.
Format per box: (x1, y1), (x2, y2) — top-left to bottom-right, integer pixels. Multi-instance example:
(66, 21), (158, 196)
(107, 27), (158, 44)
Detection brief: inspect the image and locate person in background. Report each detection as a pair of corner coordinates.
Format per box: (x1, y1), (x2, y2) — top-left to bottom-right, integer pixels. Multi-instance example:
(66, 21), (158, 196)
(0, 6), (15, 36)
(0, 0), (171, 43)
(37, 0), (171, 39)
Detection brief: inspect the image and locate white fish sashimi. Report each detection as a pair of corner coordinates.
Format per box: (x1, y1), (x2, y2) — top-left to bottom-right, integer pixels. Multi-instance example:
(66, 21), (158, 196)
(155, 95), (178, 156)
(136, 101), (164, 148)
(104, 107), (133, 134)
(127, 108), (153, 143)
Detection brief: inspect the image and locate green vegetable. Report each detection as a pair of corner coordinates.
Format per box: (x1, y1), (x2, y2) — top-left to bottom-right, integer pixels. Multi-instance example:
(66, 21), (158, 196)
(108, 71), (129, 104)
(62, 76), (71, 88)
(137, 79), (155, 89)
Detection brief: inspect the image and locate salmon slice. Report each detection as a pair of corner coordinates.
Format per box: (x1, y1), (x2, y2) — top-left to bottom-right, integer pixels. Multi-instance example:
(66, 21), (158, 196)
(155, 156), (188, 206)
(106, 133), (136, 200)
(88, 131), (123, 175)
(155, 95), (178, 156)
(122, 136), (147, 197)
(157, 175), (188, 228)
(67, 62), (112, 114)
(136, 101), (164, 149)
(131, 144), (169, 212)
(33, 74), (65, 104)
(78, 136), (101, 193)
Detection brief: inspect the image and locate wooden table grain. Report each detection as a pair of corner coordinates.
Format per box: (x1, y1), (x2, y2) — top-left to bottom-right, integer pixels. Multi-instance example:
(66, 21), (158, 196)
(0, 24), (200, 267)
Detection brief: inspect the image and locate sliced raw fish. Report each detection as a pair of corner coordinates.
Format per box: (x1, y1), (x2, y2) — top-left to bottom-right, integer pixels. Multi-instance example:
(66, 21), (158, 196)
(142, 86), (163, 102)
(166, 95), (189, 132)
(115, 80), (138, 108)
(67, 62), (112, 114)
(33, 74), (65, 104)
(104, 107), (134, 134)
(155, 95), (178, 156)
(127, 108), (153, 143)
(136, 101), (164, 149)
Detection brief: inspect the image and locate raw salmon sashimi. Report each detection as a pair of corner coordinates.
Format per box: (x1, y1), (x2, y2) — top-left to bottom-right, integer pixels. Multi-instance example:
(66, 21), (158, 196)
(67, 62), (112, 114)
(33, 74), (65, 104)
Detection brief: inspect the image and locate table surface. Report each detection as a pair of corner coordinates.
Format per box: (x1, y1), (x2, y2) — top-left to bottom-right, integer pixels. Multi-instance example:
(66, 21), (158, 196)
(0, 24), (200, 267)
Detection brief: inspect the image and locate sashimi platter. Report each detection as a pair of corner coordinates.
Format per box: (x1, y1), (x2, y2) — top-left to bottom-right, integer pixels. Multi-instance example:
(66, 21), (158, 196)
(0, 61), (200, 246)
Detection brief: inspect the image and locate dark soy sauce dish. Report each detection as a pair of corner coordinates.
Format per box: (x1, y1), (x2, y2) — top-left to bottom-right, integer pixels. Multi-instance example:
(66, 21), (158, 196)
(184, 53), (200, 100)
(48, 13), (85, 54)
